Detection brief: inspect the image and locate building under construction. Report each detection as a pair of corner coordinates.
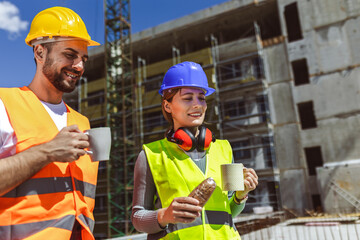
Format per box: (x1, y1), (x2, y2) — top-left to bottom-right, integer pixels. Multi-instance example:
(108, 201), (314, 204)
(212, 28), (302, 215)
(64, 0), (360, 238)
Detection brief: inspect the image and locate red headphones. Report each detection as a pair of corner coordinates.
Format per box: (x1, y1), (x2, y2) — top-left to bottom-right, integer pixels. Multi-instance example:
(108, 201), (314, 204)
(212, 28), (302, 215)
(166, 126), (216, 152)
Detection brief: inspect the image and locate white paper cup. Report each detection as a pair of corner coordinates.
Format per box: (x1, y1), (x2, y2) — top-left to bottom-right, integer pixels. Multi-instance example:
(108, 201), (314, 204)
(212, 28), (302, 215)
(221, 163), (244, 191)
(85, 127), (111, 162)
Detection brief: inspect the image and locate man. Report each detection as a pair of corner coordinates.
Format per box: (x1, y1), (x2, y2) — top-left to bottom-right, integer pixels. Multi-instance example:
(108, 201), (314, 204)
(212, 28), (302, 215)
(0, 7), (100, 240)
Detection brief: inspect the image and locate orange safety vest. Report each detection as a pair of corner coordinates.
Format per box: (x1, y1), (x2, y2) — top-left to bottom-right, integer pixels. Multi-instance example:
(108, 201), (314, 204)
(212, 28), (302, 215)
(0, 87), (99, 240)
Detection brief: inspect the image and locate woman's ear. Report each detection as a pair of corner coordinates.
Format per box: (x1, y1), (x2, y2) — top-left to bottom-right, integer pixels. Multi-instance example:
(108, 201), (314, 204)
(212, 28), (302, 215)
(164, 100), (172, 114)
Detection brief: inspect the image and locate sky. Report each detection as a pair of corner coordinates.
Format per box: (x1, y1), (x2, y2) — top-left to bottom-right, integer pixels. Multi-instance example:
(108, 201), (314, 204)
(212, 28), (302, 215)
(0, 0), (229, 88)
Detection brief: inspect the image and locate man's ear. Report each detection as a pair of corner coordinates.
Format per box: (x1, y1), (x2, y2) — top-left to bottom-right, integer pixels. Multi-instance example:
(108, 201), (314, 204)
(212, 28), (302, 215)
(164, 100), (172, 113)
(34, 45), (45, 63)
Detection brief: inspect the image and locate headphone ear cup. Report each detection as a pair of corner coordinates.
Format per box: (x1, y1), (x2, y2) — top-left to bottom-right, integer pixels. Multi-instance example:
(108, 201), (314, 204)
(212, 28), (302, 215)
(166, 129), (177, 143)
(174, 127), (197, 151)
(197, 126), (206, 152)
(197, 126), (215, 152)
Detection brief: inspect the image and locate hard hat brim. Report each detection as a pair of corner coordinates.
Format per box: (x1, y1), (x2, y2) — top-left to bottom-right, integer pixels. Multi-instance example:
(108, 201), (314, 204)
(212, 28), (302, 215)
(159, 85), (215, 97)
(87, 39), (101, 47)
(26, 36), (100, 47)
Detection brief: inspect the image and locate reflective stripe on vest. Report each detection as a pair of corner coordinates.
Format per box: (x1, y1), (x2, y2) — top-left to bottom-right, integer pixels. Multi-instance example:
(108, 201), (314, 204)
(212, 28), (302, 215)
(0, 87), (98, 240)
(149, 210), (237, 239)
(144, 139), (240, 240)
(0, 214), (95, 240)
(1, 177), (96, 199)
(74, 178), (97, 199)
(0, 215), (75, 240)
(78, 214), (95, 232)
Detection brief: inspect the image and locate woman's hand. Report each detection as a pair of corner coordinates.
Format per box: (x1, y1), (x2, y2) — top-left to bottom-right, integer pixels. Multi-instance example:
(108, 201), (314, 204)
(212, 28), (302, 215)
(157, 197), (202, 228)
(235, 167), (258, 200)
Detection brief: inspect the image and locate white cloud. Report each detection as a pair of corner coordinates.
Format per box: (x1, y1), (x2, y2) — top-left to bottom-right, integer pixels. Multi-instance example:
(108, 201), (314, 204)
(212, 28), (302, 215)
(0, 1), (28, 39)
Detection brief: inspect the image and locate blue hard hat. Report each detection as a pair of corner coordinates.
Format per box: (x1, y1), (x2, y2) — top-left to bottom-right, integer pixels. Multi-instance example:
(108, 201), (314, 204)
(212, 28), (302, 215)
(159, 61), (215, 96)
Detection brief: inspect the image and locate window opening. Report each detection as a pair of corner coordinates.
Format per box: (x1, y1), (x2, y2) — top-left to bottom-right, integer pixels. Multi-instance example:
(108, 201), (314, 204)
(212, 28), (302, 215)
(304, 146), (323, 175)
(297, 101), (317, 129)
(292, 58), (309, 86)
(284, 2), (303, 42)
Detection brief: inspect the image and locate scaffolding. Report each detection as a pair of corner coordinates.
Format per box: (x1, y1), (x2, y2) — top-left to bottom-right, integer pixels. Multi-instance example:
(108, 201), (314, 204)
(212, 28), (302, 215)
(104, 0), (136, 237)
(205, 23), (281, 212)
(66, 1), (360, 238)
(130, 21), (281, 217)
(101, 1), (282, 236)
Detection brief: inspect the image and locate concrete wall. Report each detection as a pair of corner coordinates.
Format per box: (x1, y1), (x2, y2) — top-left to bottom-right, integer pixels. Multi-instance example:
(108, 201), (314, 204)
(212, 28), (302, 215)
(287, 17), (360, 75)
(317, 163), (360, 213)
(295, 67), (360, 164)
(278, 1), (360, 73)
(275, 0), (360, 214)
(302, 115), (360, 164)
(279, 169), (312, 214)
(263, 40), (311, 213)
(278, 0), (360, 32)
(288, 7), (360, 165)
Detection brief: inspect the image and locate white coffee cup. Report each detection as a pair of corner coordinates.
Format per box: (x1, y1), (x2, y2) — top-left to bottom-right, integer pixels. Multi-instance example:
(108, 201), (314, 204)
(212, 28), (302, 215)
(84, 127), (111, 162)
(221, 163), (244, 191)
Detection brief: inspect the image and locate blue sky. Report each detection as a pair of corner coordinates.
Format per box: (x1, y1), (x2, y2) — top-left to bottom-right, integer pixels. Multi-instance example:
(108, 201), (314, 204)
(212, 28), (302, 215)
(0, 0), (229, 88)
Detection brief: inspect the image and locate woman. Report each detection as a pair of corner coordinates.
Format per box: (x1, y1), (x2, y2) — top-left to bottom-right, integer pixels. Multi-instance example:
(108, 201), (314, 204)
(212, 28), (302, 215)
(131, 61), (258, 239)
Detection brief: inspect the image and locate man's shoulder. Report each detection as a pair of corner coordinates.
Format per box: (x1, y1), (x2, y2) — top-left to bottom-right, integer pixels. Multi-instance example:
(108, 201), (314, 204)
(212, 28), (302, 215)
(65, 104), (90, 128)
(0, 87), (31, 105)
(0, 87), (20, 96)
(65, 104), (87, 118)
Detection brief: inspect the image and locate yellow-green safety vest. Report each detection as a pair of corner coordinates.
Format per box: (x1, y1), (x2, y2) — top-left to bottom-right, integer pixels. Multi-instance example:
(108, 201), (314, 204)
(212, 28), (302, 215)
(144, 139), (241, 240)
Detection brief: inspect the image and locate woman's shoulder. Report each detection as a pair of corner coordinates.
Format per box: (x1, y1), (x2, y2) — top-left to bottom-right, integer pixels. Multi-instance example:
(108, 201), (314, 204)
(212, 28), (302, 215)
(143, 138), (170, 153)
(213, 138), (230, 145)
(210, 139), (232, 151)
(143, 138), (166, 147)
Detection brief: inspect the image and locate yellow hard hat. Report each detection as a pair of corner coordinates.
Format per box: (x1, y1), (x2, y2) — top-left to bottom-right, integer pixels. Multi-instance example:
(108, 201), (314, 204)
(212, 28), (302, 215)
(25, 6), (100, 46)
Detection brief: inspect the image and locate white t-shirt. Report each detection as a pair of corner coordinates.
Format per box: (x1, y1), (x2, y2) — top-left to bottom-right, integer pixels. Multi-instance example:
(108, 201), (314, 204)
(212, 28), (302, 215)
(0, 99), (67, 159)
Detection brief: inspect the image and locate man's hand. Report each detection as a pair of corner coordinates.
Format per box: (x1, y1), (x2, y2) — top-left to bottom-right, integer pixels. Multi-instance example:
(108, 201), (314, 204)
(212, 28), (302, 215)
(42, 125), (90, 163)
(0, 125), (90, 196)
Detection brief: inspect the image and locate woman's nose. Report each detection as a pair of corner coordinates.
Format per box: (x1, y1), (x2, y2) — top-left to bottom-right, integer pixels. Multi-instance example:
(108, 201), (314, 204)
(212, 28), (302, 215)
(193, 98), (202, 107)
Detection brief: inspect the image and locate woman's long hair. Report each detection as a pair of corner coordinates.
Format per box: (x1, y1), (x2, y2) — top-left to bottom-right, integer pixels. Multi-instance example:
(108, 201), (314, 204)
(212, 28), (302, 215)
(161, 88), (181, 129)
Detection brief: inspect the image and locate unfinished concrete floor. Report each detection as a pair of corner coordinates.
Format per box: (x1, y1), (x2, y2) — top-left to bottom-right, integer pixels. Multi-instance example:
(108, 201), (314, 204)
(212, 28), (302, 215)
(241, 216), (360, 240)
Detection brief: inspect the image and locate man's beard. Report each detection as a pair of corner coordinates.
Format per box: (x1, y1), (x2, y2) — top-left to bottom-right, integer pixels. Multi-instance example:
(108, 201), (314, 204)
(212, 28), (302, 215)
(42, 56), (80, 93)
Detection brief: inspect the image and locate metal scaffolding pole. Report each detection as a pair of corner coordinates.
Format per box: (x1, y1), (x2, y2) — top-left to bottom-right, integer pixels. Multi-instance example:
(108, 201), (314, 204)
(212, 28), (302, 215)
(104, 0), (135, 237)
(210, 34), (224, 139)
(137, 57), (146, 146)
(172, 46), (180, 65)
